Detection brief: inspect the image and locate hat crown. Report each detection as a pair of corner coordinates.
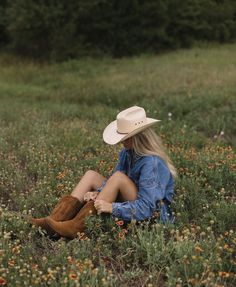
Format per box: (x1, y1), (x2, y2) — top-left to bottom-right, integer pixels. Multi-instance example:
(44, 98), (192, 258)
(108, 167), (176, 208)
(117, 106), (147, 133)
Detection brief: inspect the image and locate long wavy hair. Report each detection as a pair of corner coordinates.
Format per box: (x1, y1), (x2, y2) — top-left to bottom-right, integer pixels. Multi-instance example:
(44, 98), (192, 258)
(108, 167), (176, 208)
(132, 128), (177, 178)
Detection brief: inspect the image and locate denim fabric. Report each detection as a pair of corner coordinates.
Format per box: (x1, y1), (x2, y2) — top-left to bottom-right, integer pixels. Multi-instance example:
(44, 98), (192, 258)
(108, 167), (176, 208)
(97, 148), (175, 223)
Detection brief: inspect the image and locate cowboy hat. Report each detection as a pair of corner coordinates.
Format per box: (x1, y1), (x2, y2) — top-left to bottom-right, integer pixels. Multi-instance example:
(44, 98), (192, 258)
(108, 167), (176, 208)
(103, 106), (160, 145)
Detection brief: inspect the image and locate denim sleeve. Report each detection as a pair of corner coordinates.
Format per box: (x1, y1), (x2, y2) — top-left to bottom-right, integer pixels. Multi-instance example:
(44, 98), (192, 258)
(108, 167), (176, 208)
(111, 148), (126, 174)
(97, 149), (125, 193)
(112, 158), (167, 221)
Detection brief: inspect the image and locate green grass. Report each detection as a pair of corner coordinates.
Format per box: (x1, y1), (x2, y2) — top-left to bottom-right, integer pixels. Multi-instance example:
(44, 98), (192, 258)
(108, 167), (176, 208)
(0, 43), (236, 286)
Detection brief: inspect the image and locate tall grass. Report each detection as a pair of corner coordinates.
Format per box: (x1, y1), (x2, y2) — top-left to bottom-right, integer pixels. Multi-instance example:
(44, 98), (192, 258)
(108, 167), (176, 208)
(0, 44), (235, 286)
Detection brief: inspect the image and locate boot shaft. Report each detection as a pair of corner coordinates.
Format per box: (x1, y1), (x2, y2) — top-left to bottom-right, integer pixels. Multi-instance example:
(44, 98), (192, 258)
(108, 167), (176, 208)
(45, 201), (97, 239)
(50, 195), (84, 221)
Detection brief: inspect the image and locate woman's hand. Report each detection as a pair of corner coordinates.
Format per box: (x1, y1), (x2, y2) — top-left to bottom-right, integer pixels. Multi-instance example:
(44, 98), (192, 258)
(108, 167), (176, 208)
(94, 200), (112, 214)
(84, 191), (98, 202)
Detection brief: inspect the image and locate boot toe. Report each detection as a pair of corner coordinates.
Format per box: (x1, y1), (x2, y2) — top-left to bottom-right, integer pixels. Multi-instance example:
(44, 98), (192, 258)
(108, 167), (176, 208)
(45, 217), (65, 237)
(45, 217), (77, 240)
(30, 217), (59, 237)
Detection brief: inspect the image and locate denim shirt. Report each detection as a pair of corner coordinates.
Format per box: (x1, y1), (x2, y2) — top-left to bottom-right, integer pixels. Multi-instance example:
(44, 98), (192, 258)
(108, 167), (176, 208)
(97, 148), (175, 223)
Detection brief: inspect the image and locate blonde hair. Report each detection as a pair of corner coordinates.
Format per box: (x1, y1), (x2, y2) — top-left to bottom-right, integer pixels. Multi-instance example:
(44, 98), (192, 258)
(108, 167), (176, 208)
(132, 128), (177, 178)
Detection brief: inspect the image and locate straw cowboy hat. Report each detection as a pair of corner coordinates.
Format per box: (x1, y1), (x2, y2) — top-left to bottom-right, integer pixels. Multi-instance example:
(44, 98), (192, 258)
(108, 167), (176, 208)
(103, 106), (160, 145)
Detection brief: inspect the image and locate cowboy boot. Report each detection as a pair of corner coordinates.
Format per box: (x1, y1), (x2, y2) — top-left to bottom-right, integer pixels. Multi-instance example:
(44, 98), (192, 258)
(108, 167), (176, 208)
(30, 195), (84, 235)
(45, 200), (97, 239)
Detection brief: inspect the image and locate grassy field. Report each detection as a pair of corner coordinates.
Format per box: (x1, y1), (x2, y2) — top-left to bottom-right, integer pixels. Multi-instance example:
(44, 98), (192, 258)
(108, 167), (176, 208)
(0, 44), (236, 286)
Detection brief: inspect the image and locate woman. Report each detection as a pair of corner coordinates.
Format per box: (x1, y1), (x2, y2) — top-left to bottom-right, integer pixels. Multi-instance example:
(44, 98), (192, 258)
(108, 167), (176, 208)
(31, 106), (177, 239)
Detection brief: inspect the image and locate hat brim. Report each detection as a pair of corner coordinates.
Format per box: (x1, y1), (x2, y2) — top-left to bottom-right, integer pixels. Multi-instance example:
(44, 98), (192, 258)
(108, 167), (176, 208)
(103, 118), (161, 145)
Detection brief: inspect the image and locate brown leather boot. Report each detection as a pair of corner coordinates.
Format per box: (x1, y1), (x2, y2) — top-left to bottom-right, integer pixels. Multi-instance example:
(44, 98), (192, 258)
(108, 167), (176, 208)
(30, 195), (84, 235)
(45, 201), (97, 239)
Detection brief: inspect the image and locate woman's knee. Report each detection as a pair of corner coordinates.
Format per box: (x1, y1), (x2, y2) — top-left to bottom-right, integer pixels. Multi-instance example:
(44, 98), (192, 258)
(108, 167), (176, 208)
(108, 171), (126, 183)
(108, 171), (128, 184)
(111, 172), (137, 200)
(109, 171), (136, 188)
(84, 170), (105, 189)
(84, 170), (100, 179)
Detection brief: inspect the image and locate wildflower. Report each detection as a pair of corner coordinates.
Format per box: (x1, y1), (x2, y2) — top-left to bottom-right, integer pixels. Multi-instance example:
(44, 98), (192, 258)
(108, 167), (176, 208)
(57, 183), (64, 190)
(8, 260), (15, 267)
(31, 264), (38, 270)
(195, 246), (203, 253)
(118, 232), (125, 239)
(78, 232), (88, 240)
(67, 256), (75, 264)
(220, 131), (224, 136)
(69, 273), (77, 280)
(218, 271), (230, 278)
(116, 220), (124, 226)
(95, 222), (101, 228)
(57, 171), (67, 179)
(0, 277), (6, 285)
(223, 244), (230, 250)
(76, 262), (84, 272)
(12, 246), (20, 254)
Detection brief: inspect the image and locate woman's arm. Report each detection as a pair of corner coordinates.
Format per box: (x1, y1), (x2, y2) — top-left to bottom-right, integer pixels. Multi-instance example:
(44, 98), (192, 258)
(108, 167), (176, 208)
(112, 158), (170, 221)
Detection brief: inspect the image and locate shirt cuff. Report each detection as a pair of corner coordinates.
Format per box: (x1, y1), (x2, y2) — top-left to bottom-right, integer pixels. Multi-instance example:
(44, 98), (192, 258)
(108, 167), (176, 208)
(112, 202), (122, 218)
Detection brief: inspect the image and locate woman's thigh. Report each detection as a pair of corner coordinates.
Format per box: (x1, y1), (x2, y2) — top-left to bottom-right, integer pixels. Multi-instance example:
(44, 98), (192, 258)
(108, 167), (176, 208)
(97, 171), (138, 202)
(71, 170), (106, 201)
(117, 173), (138, 201)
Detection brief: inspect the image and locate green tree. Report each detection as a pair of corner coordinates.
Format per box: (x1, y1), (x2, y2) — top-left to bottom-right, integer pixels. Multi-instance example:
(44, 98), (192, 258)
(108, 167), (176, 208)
(0, 0), (8, 46)
(4, 0), (236, 59)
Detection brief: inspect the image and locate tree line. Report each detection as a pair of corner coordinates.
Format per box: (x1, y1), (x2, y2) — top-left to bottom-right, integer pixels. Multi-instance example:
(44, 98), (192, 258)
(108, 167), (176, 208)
(0, 0), (235, 60)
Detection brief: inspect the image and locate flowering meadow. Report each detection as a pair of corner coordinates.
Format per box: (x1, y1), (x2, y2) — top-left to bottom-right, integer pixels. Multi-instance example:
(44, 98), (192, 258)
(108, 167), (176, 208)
(0, 44), (235, 286)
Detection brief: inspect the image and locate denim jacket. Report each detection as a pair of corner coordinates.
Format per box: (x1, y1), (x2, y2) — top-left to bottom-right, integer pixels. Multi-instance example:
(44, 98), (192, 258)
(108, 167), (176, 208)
(97, 148), (175, 223)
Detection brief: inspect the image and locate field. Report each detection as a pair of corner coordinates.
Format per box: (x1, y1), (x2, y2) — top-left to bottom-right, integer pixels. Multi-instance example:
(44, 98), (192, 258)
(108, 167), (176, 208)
(0, 44), (236, 286)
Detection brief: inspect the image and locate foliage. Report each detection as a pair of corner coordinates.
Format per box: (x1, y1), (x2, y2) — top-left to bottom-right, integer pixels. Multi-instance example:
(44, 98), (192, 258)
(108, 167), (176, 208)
(0, 0), (235, 59)
(166, 0), (236, 48)
(0, 44), (236, 286)
(0, 0), (8, 45)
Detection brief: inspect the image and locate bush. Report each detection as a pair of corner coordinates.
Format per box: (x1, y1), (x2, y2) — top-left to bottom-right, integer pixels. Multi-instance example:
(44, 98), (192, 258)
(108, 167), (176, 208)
(2, 0), (236, 59)
(0, 0), (8, 46)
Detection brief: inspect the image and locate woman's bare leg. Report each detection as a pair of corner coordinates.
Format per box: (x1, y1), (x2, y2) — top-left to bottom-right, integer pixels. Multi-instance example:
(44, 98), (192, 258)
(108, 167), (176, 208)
(71, 170), (106, 202)
(96, 171), (137, 202)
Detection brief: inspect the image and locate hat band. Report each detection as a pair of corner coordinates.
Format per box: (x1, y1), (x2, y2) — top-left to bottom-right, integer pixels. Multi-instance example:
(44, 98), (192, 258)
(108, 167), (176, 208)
(116, 129), (128, 135)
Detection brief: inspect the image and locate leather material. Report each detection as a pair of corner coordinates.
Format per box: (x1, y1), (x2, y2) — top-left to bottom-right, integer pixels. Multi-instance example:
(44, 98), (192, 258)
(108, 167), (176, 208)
(45, 201), (97, 239)
(30, 195), (84, 235)
(49, 195), (84, 221)
(30, 217), (56, 236)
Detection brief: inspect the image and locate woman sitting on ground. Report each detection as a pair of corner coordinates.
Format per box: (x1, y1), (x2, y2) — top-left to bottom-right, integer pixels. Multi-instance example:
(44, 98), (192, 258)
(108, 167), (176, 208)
(31, 106), (177, 239)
